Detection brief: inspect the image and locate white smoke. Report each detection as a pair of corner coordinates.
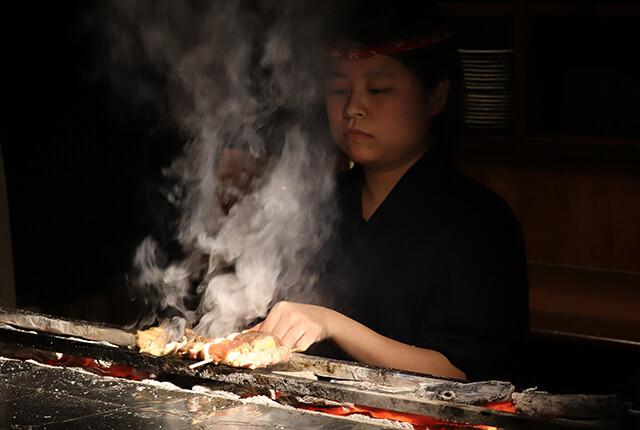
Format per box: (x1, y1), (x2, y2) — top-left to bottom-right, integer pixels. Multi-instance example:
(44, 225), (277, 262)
(105, 0), (339, 336)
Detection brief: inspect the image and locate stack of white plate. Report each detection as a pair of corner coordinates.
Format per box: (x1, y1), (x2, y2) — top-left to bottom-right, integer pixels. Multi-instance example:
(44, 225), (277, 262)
(458, 49), (514, 130)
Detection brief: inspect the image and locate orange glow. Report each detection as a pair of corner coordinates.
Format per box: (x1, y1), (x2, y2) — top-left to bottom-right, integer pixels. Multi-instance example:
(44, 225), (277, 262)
(33, 354), (517, 429)
(298, 403), (506, 429)
(42, 354), (151, 380)
(485, 401), (517, 413)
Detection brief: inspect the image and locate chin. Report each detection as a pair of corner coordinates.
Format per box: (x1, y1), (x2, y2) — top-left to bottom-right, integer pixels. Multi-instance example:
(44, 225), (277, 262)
(347, 154), (380, 167)
(341, 145), (379, 167)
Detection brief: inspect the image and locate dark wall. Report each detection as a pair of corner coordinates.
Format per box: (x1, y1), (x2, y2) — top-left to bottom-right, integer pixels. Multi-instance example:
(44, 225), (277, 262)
(1, 1), (178, 323)
(444, 2), (640, 404)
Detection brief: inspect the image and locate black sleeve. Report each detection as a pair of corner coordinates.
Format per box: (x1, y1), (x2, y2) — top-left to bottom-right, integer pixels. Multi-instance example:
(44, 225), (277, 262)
(418, 191), (529, 382)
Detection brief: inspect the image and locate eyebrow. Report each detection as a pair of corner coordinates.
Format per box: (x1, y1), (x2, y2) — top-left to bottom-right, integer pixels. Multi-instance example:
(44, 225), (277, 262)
(364, 69), (395, 78)
(327, 68), (396, 79)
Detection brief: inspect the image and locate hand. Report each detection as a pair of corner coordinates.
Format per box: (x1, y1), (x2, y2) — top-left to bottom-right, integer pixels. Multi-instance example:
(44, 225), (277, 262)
(252, 301), (335, 352)
(216, 148), (267, 214)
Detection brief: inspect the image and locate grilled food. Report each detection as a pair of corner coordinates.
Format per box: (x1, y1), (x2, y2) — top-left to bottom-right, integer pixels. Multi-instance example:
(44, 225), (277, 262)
(136, 326), (290, 369)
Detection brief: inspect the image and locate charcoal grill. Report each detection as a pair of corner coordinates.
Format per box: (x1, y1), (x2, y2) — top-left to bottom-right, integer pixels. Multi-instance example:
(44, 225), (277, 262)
(0, 307), (627, 429)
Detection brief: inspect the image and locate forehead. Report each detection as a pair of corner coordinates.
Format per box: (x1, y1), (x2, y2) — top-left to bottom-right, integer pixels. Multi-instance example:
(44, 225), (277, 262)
(327, 55), (409, 78)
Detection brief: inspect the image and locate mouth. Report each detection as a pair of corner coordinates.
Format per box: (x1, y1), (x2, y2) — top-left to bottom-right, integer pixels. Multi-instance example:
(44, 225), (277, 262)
(344, 128), (373, 138)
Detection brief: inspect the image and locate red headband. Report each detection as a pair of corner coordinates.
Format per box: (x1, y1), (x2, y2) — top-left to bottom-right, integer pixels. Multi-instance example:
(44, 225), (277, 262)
(326, 28), (452, 60)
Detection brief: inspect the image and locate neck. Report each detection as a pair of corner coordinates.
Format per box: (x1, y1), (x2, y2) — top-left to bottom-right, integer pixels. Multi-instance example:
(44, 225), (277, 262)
(361, 147), (429, 220)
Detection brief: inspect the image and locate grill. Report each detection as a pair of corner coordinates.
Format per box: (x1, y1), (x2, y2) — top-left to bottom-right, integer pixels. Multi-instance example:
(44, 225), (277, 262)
(0, 307), (627, 429)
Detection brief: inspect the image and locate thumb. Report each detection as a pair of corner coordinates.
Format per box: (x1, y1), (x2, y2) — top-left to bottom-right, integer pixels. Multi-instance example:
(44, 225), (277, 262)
(248, 321), (263, 332)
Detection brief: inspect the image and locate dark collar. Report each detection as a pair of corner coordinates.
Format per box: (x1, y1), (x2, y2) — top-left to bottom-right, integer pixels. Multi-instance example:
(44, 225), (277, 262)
(338, 146), (451, 227)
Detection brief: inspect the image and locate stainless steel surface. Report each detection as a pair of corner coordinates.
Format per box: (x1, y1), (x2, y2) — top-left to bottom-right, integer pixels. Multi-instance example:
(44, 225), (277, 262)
(0, 357), (406, 429)
(0, 306), (137, 347)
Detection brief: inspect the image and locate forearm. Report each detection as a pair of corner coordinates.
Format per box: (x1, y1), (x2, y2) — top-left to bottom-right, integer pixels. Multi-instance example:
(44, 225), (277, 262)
(327, 309), (466, 380)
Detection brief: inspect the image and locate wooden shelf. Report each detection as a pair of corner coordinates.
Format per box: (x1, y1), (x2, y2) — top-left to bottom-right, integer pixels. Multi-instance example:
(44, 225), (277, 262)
(531, 327), (640, 349)
(526, 136), (640, 147)
(528, 262), (640, 343)
(448, 2), (640, 352)
(527, 3), (640, 17)
(440, 2), (514, 16)
(441, 2), (640, 17)
(457, 135), (640, 167)
(525, 136), (640, 161)
(458, 134), (514, 148)
(462, 135), (640, 147)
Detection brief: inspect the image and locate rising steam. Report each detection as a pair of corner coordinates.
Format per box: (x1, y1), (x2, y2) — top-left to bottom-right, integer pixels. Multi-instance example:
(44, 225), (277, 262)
(101, 0), (340, 337)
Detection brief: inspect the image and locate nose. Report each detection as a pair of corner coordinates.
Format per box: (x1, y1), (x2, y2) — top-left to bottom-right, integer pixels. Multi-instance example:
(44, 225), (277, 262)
(343, 91), (366, 120)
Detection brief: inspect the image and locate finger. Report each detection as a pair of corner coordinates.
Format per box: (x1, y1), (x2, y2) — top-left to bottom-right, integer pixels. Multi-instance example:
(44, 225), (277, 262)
(248, 321), (263, 332)
(281, 325), (306, 349)
(270, 316), (294, 343)
(259, 310), (281, 335)
(294, 331), (318, 352)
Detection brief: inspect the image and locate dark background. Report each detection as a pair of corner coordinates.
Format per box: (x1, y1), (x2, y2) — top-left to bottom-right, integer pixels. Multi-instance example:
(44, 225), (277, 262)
(1, 1), (179, 322)
(1, 0), (639, 404)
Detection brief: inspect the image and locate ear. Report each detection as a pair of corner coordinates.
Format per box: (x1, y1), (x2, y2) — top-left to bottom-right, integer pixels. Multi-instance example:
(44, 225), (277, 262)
(429, 79), (450, 115)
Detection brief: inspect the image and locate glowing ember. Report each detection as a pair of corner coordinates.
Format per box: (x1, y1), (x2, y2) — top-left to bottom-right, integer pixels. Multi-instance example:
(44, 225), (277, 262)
(27, 353), (517, 429)
(485, 401), (517, 413)
(40, 354), (151, 380)
(298, 403), (505, 429)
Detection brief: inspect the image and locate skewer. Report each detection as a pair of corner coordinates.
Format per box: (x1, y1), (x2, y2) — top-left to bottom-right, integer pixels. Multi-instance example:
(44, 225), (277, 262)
(189, 357), (214, 369)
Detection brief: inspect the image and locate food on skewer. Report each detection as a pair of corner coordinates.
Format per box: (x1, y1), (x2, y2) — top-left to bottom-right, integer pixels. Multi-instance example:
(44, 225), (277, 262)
(136, 325), (290, 369)
(137, 326), (183, 357)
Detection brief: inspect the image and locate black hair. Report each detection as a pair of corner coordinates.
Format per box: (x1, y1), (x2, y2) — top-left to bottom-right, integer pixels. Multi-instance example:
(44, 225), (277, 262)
(326, 0), (463, 161)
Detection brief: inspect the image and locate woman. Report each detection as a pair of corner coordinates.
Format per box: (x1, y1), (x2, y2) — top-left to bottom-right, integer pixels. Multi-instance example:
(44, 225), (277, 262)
(254, 0), (529, 382)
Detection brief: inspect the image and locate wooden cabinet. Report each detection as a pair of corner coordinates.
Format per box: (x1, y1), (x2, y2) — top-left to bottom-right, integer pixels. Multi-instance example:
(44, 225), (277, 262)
(440, 1), (640, 345)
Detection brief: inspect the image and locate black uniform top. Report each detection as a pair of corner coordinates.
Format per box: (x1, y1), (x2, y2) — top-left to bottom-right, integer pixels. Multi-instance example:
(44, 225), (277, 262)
(316, 146), (529, 382)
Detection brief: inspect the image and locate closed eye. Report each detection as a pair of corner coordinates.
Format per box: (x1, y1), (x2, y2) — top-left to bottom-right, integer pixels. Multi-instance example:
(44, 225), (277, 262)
(327, 88), (349, 95)
(368, 88), (391, 94)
